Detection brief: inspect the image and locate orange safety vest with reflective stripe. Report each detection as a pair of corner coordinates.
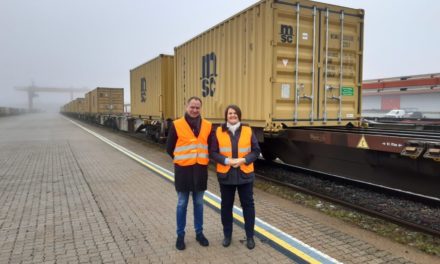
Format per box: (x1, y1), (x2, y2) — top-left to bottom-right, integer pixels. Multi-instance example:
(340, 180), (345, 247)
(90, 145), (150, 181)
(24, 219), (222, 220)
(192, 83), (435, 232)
(173, 117), (212, 166)
(216, 125), (254, 174)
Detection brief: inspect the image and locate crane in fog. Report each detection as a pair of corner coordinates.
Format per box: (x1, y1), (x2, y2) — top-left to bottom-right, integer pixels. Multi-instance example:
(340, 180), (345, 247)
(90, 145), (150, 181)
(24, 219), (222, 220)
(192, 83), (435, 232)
(15, 84), (89, 110)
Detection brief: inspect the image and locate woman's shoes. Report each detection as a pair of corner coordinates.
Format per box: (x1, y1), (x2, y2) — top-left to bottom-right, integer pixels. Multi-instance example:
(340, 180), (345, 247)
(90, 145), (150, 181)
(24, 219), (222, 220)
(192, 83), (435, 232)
(246, 237), (255, 250)
(222, 236), (231, 247)
(221, 236), (255, 249)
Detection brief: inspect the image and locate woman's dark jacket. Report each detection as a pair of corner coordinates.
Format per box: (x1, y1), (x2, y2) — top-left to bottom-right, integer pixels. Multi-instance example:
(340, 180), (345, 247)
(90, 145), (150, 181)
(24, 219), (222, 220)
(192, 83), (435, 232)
(166, 114), (212, 192)
(210, 123), (261, 185)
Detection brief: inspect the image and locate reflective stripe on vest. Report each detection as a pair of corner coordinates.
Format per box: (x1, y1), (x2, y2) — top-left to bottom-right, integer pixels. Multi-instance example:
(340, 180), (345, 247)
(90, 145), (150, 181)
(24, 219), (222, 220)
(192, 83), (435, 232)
(173, 117), (212, 166)
(216, 126), (254, 174)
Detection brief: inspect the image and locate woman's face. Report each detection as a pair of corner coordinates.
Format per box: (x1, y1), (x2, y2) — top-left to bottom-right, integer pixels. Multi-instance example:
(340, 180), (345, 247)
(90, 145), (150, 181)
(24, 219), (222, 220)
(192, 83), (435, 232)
(227, 108), (239, 125)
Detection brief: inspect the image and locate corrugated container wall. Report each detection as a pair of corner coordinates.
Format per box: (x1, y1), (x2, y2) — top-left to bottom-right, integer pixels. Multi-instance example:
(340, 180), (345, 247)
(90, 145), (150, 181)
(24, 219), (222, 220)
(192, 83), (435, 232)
(64, 101), (71, 113)
(74, 98), (85, 113)
(68, 101), (74, 113)
(89, 87), (124, 114)
(85, 92), (92, 114)
(130, 55), (175, 120)
(174, 0), (364, 129)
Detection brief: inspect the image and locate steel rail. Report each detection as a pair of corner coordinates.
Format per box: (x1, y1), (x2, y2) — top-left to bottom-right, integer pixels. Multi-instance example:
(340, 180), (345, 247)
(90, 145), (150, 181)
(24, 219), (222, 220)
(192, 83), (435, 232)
(255, 159), (440, 237)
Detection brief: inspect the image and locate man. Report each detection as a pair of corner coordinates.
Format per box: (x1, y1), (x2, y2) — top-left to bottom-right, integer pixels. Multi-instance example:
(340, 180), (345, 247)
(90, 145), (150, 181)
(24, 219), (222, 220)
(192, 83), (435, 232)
(166, 96), (212, 250)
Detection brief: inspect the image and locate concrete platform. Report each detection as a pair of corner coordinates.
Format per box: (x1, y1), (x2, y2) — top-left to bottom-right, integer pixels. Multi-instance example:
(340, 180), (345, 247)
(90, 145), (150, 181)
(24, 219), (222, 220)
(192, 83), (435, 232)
(0, 113), (439, 264)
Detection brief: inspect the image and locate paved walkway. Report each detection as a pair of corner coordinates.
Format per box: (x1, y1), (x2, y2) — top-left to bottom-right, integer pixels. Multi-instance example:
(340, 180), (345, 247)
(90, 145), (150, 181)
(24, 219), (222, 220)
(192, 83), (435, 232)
(0, 113), (291, 263)
(1, 113), (439, 264)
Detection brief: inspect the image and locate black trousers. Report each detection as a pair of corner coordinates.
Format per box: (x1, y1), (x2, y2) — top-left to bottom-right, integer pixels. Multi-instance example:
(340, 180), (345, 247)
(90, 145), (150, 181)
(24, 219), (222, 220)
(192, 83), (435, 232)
(219, 182), (255, 238)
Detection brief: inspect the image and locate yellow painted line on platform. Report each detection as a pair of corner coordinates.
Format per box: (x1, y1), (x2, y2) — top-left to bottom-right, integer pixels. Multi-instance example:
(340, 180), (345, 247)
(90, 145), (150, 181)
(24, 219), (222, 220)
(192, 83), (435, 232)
(255, 225), (319, 264)
(65, 118), (174, 182)
(204, 194), (320, 263)
(66, 117), (340, 264)
(203, 196), (221, 210)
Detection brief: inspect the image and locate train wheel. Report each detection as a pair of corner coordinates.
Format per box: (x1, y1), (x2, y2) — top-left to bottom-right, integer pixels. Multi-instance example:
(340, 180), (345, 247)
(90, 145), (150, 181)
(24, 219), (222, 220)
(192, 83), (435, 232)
(262, 150), (277, 161)
(261, 144), (277, 161)
(153, 130), (160, 142)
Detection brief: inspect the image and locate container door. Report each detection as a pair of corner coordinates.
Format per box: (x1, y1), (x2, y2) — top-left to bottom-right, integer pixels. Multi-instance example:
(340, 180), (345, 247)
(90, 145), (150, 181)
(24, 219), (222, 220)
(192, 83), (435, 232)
(319, 8), (362, 123)
(272, 4), (320, 125)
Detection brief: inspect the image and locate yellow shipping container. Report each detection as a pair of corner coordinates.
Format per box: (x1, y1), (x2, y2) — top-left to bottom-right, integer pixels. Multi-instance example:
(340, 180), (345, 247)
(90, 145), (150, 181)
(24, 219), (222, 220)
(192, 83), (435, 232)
(67, 100), (75, 113)
(72, 98), (85, 113)
(89, 87), (124, 114)
(130, 54), (174, 120)
(85, 92), (92, 114)
(174, 0), (363, 130)
(61, 102), (67, 113)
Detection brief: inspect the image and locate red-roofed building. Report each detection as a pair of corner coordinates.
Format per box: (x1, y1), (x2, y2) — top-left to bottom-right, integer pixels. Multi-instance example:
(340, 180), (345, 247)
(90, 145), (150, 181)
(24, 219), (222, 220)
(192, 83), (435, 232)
(362, 73), (440, 112)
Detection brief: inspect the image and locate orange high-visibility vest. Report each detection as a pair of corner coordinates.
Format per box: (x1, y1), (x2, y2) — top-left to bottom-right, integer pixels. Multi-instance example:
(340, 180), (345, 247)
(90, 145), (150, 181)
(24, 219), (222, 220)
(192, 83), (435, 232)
(173, 117), (212, 166)
(216, 125), (254, 174)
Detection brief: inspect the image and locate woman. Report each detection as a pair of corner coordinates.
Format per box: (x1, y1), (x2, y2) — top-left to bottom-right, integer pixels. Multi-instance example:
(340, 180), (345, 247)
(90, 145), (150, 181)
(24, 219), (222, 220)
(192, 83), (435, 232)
(210, 104), (261, 249)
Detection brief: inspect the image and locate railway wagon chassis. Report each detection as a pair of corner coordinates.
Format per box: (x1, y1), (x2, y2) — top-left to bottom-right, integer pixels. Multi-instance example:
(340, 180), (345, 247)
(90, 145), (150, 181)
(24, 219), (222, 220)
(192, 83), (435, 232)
(262, 127), (440, 199)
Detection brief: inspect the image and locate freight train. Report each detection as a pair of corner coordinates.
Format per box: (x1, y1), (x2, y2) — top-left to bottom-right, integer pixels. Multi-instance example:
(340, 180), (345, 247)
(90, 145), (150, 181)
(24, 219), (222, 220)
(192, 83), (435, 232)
(0, 107), (28, 117)
(61, 0), (440, 199)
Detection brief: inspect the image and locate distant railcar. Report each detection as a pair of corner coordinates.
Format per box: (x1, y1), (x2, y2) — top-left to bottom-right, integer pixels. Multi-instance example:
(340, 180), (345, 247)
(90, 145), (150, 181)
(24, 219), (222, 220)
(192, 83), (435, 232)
(88, 87), (124, 115)
(130, 54), (174, 140)
(69, 87), (125, 127)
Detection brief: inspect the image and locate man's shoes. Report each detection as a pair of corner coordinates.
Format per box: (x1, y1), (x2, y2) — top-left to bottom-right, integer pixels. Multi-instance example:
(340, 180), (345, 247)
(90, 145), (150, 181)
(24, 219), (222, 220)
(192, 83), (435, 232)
(246, 237), (255, 250)
(222, 236), (231, 247)
(196, 233), (209, 247)
(176, 235), (185, 250)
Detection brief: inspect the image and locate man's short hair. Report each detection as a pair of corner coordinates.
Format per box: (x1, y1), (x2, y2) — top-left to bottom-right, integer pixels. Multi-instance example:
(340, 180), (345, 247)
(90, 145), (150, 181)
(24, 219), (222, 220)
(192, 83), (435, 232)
(187, 96), (202, 105)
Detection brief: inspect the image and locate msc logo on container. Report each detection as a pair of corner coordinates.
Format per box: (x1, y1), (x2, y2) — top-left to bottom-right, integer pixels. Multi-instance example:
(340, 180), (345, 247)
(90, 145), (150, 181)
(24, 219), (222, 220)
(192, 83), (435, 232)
(140, 77), (147, 102)
(280, 24), (294, 43)
(201, 52), (217, 97)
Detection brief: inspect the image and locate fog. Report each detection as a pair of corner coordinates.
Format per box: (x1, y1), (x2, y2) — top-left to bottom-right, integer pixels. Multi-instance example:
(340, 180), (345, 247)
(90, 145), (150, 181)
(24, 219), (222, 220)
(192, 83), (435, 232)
(0, 0), (439, 112)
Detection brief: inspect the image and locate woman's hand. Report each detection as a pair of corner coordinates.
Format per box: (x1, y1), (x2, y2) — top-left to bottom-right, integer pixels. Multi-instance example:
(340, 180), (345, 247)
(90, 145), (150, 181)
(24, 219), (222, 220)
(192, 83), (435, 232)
(231, 158), (246, 168)
(228, 158), (237, 167)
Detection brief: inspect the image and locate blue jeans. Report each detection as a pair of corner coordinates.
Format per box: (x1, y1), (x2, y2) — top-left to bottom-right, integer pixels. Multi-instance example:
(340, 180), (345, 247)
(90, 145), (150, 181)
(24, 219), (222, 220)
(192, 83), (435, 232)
(176, 191), (205, 236)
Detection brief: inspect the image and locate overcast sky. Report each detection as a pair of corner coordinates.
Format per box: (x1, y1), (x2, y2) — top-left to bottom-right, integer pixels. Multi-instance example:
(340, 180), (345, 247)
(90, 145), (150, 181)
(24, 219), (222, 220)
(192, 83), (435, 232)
(0, 0), (439, 109)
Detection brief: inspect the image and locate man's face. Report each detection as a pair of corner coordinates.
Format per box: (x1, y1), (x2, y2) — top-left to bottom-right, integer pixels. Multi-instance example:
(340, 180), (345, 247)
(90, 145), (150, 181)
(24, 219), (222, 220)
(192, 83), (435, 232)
(186, 99), (201, 118)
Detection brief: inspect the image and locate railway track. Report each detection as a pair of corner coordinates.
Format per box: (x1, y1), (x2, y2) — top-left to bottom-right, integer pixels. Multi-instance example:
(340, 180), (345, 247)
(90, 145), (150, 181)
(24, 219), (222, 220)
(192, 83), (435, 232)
(255, 159), (440, 238)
